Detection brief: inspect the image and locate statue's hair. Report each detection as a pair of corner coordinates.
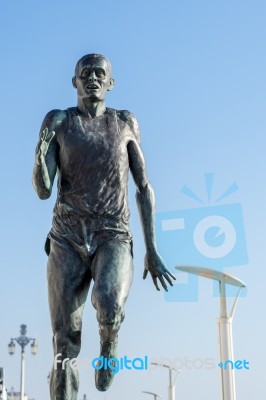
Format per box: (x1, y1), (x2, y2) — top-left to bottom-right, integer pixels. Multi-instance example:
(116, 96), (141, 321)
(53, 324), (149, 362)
(74, 54), (112, 76)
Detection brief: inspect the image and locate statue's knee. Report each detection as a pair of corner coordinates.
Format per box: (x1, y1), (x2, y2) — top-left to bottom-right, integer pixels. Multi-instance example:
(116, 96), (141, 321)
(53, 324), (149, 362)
(97, 308), (124, 329)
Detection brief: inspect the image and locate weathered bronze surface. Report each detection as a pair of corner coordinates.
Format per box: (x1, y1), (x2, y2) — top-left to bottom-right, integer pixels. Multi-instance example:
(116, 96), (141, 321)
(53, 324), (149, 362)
(33, 54), (175, 398)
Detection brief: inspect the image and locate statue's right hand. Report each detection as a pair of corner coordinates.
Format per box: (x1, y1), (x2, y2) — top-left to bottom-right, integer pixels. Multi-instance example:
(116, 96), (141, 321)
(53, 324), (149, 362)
(37, 128), (55, 160)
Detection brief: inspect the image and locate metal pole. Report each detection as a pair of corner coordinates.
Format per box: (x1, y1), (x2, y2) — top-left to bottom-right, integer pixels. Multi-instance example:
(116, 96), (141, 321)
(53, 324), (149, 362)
(150, 363), (179, 400)
(218, 280), (235, 400)
(168, 368), (175, 400)
(8, 325), (37, 400)
(175, 266), (246, 400)
(217, 316), (235, 400)
(168, 384), (175, 400)
(20, 349), (25, 400)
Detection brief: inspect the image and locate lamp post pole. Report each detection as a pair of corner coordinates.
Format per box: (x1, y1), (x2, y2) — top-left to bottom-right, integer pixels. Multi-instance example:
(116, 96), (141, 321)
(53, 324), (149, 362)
(20, 350), (25, 400)
(8, 324), (38, 400)
(151, 363), (180, 400)
(176, 266), (246, 400)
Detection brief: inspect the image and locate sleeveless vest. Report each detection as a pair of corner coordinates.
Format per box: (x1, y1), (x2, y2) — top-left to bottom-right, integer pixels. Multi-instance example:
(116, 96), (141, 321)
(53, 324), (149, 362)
(53, 107), (137, 225)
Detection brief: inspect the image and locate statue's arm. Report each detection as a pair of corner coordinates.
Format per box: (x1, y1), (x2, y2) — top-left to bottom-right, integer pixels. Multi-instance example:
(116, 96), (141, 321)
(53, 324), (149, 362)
(128, 138), (156, 251)
(32, 110), (65, 199)
(127, 114), (175, 291)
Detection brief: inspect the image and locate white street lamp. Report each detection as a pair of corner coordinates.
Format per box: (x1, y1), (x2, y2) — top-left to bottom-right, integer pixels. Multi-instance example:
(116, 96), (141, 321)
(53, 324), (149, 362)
(142, 390), (162, 400)
(151, 363), (180, 400)
(30, 340), (38, 356)
(176, 266), (246, 400)
(8, 324), (38, 400)
(8, 341), (15, 356)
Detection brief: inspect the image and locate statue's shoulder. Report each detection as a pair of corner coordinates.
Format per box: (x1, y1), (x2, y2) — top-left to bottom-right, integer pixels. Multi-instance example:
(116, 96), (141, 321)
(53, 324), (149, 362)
(115, 109), (140, 143)
(43, 109), (68, 131)
(115, 109), (138, 125)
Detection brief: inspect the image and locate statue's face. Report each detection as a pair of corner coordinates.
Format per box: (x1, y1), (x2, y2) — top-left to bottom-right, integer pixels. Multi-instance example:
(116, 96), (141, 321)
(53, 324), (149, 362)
(73, 57), (114, 101)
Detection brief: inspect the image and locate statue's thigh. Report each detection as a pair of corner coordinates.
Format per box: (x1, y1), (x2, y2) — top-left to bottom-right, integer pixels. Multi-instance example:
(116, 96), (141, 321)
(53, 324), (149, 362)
(47, 238), (92, 333)
(91, 241), (133, 313)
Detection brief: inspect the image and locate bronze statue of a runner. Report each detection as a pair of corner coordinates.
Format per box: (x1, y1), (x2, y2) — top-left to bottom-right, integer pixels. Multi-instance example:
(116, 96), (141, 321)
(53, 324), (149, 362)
(32, 53), (175, 399)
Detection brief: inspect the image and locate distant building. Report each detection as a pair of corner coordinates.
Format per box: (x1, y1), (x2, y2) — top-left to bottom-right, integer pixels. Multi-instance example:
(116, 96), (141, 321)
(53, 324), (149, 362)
(1, 370), (34, 400)
(0, 368), (7, 400)
(6, 389), (35, 400)
(7, 392), (27, 400)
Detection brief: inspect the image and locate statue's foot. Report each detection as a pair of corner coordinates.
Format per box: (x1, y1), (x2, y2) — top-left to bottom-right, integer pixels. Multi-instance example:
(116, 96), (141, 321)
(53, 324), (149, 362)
(95, 337), (118, 391)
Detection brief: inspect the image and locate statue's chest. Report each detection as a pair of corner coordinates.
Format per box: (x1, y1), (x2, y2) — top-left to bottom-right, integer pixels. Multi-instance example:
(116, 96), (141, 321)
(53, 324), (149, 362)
(59, 113), (128, 168)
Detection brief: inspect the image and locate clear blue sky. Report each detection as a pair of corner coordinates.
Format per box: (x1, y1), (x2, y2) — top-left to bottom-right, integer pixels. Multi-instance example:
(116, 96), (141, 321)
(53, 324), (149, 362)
(1, 0), (265, 399)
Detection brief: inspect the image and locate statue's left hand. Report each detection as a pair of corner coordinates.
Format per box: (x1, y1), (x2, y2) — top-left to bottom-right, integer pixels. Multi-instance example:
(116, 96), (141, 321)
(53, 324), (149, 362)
(143, 252), (176, 291)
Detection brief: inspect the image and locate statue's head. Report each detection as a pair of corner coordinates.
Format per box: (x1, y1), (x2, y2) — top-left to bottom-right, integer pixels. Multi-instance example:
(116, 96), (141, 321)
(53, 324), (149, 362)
(72, 54), (114, 102)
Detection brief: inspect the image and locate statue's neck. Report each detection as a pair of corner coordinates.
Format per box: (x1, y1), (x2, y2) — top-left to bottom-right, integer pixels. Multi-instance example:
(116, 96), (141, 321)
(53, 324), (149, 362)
(77, 98), (106, 118)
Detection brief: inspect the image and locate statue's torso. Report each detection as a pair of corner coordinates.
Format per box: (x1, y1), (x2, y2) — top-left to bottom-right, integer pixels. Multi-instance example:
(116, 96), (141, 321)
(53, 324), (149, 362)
(54, 107), (137, 224)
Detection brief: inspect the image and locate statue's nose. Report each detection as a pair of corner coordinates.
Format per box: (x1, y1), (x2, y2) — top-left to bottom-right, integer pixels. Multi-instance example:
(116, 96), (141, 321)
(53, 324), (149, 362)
(88, 71), (97, 81)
